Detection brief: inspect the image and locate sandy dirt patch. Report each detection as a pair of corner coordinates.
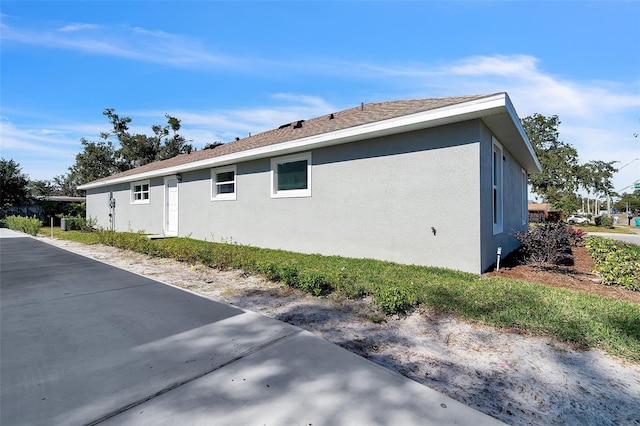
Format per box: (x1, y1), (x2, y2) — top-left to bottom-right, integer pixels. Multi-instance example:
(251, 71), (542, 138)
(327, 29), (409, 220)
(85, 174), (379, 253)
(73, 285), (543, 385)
(39, 236), (640, 425)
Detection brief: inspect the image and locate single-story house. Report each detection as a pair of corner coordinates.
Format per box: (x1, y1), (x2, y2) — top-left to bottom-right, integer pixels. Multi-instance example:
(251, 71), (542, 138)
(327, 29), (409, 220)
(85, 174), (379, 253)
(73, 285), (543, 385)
(78, 92), (541, 273)
(2, 195), (86, 225)
(527, 203), (561, 223)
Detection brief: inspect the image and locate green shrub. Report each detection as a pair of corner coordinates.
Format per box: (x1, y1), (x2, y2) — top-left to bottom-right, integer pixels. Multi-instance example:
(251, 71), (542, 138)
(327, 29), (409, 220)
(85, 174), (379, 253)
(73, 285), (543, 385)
(594, 215), (614, 229)
(3, 215), (42, 236)
(374, 279), (418, 315)
(586, 236), (640, 291)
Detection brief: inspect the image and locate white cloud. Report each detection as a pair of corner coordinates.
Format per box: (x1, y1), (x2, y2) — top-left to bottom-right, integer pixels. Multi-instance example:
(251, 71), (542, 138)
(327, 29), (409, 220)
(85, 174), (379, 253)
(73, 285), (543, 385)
(338, 55), (639, 121)
(57, 23), (100, 32)
(361, 54), (639, 194)
(1, 120), (77, 151)
(1, 22), (236, 68)
(0, 119), (81, 179)
(134, 94), (339, 147)
(3, 19), (639, 192)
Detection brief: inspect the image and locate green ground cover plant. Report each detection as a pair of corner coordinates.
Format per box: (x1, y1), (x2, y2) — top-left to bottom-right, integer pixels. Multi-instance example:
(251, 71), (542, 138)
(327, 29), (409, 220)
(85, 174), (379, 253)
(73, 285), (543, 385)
(47, 229), (640, 363)
(586, 236), (640, 291)
(2, 215), (42, 236)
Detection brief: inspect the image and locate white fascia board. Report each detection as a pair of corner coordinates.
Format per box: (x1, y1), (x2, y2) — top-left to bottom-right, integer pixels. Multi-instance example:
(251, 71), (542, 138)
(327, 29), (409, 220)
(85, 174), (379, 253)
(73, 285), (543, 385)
(79, 94), (510, 190)
(503, 95), (542, 173)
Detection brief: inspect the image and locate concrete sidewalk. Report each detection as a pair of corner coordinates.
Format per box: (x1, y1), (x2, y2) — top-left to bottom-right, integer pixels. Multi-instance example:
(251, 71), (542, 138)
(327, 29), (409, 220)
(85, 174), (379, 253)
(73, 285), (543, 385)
(0, 228), (502, 425)
(586, 226), (640, 245)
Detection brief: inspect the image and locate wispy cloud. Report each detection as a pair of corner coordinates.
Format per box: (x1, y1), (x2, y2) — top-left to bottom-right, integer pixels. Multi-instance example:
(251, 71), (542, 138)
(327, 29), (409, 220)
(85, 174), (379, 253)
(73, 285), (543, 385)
(1, 21), (238, 69)
(3, 17), (638, 190)
(339, 54), (640, 121)
(135, 94), (338, 144)
(0, 118), (80, 153)
(57, 23), (101, 32)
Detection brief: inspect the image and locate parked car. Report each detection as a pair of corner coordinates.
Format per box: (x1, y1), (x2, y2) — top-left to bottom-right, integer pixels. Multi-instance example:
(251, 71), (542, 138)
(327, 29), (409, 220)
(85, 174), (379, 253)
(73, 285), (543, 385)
(567, 214), (591, 225)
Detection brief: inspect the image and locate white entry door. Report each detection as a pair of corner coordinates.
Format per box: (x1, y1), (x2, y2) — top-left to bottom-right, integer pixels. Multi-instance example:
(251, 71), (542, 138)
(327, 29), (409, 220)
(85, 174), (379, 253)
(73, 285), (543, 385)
(165, 178), (179, 235)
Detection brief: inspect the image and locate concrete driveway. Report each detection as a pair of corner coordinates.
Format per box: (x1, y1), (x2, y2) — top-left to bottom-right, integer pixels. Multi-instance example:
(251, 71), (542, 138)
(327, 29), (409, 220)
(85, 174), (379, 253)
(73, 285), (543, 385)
(0, 228), (502, 425)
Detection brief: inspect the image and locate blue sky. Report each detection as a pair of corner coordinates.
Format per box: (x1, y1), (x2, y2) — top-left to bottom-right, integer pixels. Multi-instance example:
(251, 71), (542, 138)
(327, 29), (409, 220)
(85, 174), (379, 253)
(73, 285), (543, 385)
(1, 1), (639, 196)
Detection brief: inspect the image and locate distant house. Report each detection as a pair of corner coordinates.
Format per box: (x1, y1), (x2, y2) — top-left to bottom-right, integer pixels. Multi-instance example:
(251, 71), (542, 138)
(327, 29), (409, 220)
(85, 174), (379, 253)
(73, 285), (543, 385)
(2, 195), (86, 225)
(79, 93), (541, 273)
(528, 203), (561, 222)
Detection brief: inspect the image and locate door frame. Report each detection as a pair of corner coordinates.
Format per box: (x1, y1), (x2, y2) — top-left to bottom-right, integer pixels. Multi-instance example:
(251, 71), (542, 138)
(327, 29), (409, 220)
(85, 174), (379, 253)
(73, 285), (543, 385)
(164, 176), (179, 236)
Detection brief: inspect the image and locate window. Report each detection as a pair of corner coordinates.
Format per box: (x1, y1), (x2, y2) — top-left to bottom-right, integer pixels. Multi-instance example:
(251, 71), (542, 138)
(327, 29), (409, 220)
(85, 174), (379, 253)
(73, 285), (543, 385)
(522, 169), (528, 225)
(211, 165), (237, 201)
(131, 180), (150, 204)
(492, 138), (503, 234)
(270, 152), (312, 198)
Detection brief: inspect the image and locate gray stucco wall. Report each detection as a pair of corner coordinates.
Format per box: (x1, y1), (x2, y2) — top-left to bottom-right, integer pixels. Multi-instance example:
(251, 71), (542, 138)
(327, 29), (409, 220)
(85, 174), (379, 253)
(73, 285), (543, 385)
(178, 121), (483, 272)
(86, 186), (111, 228)
(86, 179), (164, 235)
(85, 118), (531, 273)
(479, 123), (528, 272)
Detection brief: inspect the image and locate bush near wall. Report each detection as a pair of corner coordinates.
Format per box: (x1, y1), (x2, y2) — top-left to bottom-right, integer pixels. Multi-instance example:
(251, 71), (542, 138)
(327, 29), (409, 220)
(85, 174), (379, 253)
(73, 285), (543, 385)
(586, 236), (640, 291)
(1, 215), (42, 236)
(514, 222), (582, 266)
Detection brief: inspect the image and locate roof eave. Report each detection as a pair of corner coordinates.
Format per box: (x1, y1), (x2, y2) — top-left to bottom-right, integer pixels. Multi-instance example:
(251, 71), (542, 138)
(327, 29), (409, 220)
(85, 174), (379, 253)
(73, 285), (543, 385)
(78, 93), (540, 190)
(479, 95), (542, 174)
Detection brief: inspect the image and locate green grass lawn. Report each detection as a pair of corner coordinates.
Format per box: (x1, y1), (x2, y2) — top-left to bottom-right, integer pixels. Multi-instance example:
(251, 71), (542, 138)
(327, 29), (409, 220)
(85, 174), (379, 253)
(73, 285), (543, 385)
(43, 228), (640, 363)
(570, 224), (635, 234)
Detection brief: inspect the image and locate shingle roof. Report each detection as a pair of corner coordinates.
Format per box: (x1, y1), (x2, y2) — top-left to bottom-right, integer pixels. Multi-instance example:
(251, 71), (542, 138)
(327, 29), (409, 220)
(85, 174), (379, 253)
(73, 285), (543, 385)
(84, 93), (499, 185)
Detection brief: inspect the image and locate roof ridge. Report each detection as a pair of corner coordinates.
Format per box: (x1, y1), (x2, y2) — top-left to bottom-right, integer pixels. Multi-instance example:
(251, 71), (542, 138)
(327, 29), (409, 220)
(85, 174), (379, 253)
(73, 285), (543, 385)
(80, 93), (501, 186)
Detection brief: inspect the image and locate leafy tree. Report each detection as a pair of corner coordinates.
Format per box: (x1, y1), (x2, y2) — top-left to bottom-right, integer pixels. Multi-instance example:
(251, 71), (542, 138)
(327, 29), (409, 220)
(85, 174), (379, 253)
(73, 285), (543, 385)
(155, 114), (193, 160)
(29, 179), (56, 197)
(66, 109), (194, 191)
(101, 109), (193, 169)
(614, 189), (640, 213)
(53, 171), (85, 197)
(73, 137), (120, 183)
(579, 160), (618, 211)
(0, 158), (30, 209)
(521, 114), (582, 213)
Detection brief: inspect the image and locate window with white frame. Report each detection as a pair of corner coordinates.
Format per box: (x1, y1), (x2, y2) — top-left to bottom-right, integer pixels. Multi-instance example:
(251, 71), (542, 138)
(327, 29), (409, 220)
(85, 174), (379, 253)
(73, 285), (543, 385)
(522, 169), (528, 225)
(131, 181), (150, 204)
(211, 165), (237, 201)
(492, 138), (503, 234)
(270, 152), (312, 198)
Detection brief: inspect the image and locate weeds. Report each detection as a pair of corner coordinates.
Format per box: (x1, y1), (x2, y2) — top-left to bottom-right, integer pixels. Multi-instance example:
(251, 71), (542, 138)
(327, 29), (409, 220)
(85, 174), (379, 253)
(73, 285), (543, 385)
(2, 215), (42, 236)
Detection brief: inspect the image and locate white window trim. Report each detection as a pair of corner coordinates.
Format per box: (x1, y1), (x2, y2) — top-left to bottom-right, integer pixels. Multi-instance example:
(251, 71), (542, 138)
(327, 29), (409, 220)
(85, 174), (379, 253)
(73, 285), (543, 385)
(211, 165), (237, 201)
(522, 168), (528, 225)
(270, 152), (312, 199)
(492, 138), (503, 234)
(131, 180), (150, 205)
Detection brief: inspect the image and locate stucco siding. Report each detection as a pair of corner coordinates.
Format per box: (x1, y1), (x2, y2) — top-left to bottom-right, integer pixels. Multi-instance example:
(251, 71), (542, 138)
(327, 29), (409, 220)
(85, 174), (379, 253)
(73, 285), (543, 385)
(85, 187), (111, 229)
(85, 179), (164, 234)
(79, 93), (541, 274)
(178, 122), (483, 272)
(479, 123), (528, 272)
